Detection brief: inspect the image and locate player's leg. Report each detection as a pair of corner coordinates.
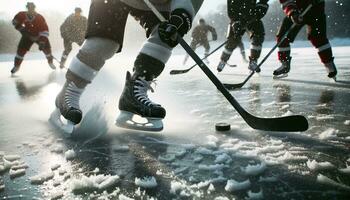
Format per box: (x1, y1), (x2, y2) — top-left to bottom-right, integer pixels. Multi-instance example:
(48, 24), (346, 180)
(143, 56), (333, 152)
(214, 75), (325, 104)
(247, 20), (265, 72)
(60, 39), (73, 69)
(11, 37), (33, 74)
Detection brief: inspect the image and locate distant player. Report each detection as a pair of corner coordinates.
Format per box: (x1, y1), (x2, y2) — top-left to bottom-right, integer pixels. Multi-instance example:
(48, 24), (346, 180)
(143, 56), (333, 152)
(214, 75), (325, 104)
(59, 7), (88, 69)
(273, 0), (337, 80)
(217, 0), (269, 72)
(11, 2), (55, 74)
(183, 18), (217, 64)
(51, 0), (204, 133)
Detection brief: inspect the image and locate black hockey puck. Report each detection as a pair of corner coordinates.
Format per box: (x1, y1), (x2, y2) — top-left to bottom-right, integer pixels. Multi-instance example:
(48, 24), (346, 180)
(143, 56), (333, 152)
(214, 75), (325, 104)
(215, 123), (231, 131)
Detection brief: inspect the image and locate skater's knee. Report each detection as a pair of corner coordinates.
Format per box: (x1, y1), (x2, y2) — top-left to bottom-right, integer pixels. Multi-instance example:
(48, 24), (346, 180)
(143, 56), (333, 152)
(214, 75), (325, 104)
(140, 29), (172, 64)
(76, 37), (120, 70)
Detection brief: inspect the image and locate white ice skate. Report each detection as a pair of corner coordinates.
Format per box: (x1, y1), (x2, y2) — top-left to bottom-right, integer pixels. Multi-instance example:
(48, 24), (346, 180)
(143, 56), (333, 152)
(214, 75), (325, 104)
(116, 111), (163, 132)
(49, 108), (75, 135)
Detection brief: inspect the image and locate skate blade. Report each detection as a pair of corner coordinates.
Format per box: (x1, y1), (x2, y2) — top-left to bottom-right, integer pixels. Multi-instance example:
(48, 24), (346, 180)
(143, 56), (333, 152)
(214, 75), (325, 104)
(273, 74), (288, 79)
(115, 111), (163, 132)
(49, 108), (75, 136)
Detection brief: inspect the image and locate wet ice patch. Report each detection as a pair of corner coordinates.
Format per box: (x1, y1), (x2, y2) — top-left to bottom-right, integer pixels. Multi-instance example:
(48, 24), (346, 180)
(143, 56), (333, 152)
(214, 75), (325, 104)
(317, 174), (350, 191)
(134, 176), (157, 189)
(306, 160), (335, 171)
(225, 179), (251, 192)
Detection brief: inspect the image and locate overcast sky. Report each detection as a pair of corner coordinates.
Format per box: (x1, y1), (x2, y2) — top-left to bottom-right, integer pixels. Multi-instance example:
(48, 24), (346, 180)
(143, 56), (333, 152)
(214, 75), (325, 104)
(0, 0), (226, 20)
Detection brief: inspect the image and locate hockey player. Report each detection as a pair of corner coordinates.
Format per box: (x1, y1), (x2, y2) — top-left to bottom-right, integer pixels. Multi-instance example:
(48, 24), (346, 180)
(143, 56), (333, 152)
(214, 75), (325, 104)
(183, 18), (217, 65)
(59, 7), (88, 69)
(273, 0), (337, 80)
(217, 0), (269, 72)
(51, 0), (202, 133)
(11, 2), (55, 74)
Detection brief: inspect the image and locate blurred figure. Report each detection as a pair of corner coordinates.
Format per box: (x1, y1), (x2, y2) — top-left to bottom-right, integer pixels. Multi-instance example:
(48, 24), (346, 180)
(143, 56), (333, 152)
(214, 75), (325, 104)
(11, 2), (56, 74)
(59, 7), (88, 69)
(217, 0), (269, 72)
(183, 18), (217, 64)
(273, 0), (337, 80)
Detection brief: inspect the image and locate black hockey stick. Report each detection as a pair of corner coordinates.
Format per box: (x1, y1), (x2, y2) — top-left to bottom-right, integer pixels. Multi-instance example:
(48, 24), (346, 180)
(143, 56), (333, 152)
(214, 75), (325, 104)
(224, 4), (313, 90)
(144, 0), (308, 132)
(170, 40), (227, 75)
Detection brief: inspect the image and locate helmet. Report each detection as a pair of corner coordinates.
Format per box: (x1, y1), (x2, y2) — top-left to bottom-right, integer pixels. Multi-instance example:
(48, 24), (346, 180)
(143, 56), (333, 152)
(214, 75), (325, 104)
(199, 18), (205, 24)
(75, 7), (82, 13)
(26, 2), (36, 8)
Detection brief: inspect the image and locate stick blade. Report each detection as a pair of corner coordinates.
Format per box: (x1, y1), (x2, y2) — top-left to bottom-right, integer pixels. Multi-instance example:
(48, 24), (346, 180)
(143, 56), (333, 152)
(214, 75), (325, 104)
(170, 70), (188, 75)
(247, 115), (309, 132)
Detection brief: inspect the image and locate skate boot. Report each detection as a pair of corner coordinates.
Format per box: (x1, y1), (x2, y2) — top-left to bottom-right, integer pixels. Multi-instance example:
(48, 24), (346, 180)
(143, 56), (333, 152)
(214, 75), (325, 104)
(116, 71), (166, 131)
(324, 61), (337, 81)
(11, 66), (20, 74)
(60, 55), (67, 69)
(49, 62), (56, 70)
(217, 61), (226, 72)
(50, 81), (84, 134)
(273, 58), (291, 79)
(248, 57), (260, 73)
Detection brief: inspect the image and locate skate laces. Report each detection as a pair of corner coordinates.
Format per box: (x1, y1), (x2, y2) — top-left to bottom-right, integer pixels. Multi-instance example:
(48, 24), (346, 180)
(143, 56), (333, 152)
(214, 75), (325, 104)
(134, 77), (158, 107)
(64, 82), (83, 109)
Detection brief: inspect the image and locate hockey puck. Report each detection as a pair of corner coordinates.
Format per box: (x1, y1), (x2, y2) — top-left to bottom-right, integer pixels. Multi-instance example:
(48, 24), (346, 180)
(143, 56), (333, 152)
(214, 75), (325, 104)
(215, 123), (231, 132)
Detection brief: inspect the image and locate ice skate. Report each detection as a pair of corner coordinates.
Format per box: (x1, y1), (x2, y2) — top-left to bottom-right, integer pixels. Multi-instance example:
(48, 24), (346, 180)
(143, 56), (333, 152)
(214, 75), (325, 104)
(11, 66), (20, 74)
(48, 62), (56, 70)
(116, 71), (166, 132)
(324, 61), (337, 82)
(273, 59), (291, 79)
(49, 81), (84, 135)
(217, 61), (226, 72)
(248, 57), (260, 73)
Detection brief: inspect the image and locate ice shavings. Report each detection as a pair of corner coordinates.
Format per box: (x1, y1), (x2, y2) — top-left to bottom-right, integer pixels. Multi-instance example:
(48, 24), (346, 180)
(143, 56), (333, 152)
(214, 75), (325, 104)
(319, 128), (339, 140)
(9, 168), (26, 178)
(3, 155), (21, 162)
(51, 164), (61, 170)
(119, 194), (134, 200)
(195, 147), (214, 155)
(339, 165), (350, 174)
(70, 174), (120, 193)
(65, 149), (76, 160)
(306, 160), (335, 171)
(316, 115), (334, 121)
(198, 164), (225, 171)
(215, 153), (232, 164)
(282, 110), (294, 117)
(317, 174), (350, 191)
(225, 179), (251, 192)
(50, 191), (64, 200)
(242, 162), (267, 176)
(30, 171), (55, 184)
(158, 154), (176, 162)
(278, 151), (308, 162)
(344, 120), (350, 125)
(170, 180), (187, 194)
(134, 176), (157, 188)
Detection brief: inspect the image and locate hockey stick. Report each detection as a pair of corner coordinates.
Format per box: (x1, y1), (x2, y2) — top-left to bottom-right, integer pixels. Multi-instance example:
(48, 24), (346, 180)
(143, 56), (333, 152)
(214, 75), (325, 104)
(144, 0), (308, 132)
(223, 4), (313, 90)
(170, 40), (228, 75)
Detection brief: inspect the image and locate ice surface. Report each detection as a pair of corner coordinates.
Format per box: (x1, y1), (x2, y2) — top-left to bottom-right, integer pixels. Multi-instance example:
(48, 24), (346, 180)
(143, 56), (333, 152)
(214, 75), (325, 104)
(9, 168), (26, 178)
(306, 160), (335, 171)
(134, 176), (157, 188)
(50, 144), (64, 153)
(317, 174), (350, 191)
(319, 128), (339, 140)
(225, 179), (251, 192)
(65, 149), (76, 160)
(158, 154), (176, 162)
(112, 145), (130, 152)
(248, 190), (263, 199)
(70, 174), (120, 193)
(242, 162), (267, 176)
(30, 171), (55, 185)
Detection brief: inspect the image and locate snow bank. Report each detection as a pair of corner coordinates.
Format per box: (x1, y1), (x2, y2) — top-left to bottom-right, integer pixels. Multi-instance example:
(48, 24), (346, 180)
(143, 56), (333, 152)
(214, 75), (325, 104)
(317, 174), (350, 191)
(134, 177), (157, 189)
(242, 162), (267, 176)
(30, 171), (54, 184)
(70, 174), (120, 193)
(65, 149), (76, 160)
(319, 128), (338, 140)
(306, 160), (335, 171)
(225, 179), (251, 192)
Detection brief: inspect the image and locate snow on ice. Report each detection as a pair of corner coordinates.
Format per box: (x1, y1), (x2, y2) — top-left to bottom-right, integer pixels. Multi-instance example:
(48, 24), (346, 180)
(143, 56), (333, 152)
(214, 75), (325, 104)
(242, 162), (267, 176)
(306, 160), (335, 171)
(225, 179), (251, 192)
(65, 149), (76, 160)
(30, 171), (55, 185)
(70, 174), (120, 193)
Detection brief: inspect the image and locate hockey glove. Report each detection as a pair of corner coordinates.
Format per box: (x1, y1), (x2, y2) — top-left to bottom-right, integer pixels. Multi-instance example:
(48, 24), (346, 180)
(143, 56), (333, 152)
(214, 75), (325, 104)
(254, 2), (269, 20)
(212, 33), (218, 41)
(158, 9), (192, 48)
(290, 10), (303, 25)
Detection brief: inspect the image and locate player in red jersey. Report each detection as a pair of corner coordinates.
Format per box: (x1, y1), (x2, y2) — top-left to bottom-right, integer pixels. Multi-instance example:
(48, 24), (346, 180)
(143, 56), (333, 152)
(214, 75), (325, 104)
(11, 2), (56, 74)
(273, 0), (337, 80)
